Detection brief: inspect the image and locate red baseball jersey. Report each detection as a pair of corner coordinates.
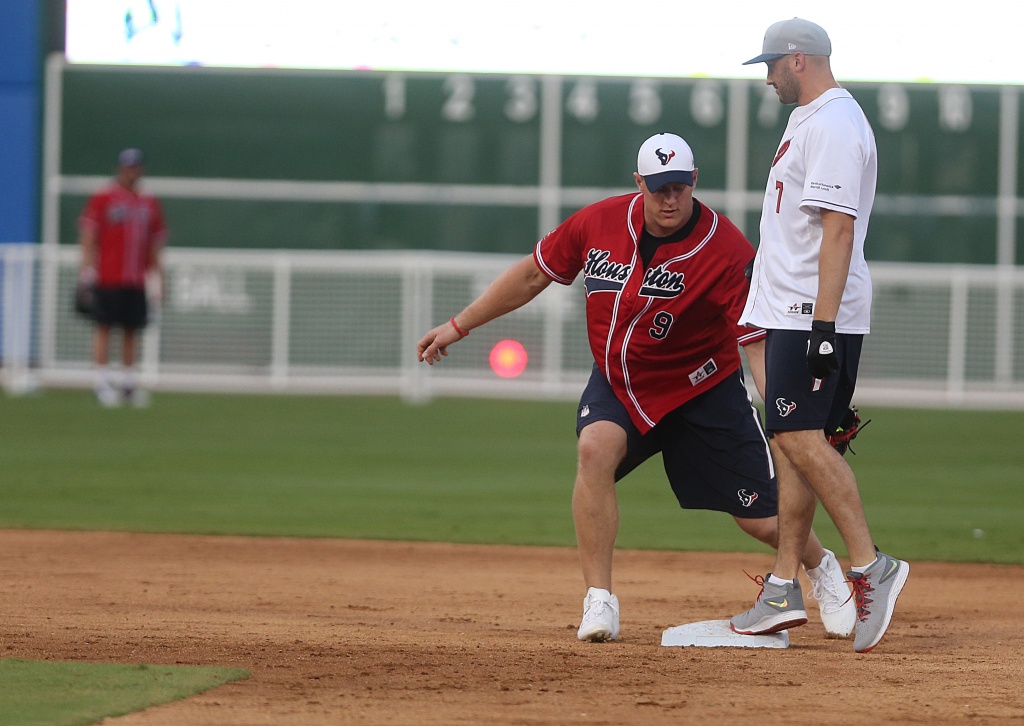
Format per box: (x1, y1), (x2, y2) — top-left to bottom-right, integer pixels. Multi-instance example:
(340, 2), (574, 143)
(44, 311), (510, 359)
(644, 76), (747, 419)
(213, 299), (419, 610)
(79, 184), (167, 288)
(534, 193), (764, 433)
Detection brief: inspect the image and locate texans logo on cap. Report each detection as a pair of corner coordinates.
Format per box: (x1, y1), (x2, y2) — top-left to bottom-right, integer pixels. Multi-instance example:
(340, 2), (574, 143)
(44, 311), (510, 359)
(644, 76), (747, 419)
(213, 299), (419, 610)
(655, 148), (675, 166)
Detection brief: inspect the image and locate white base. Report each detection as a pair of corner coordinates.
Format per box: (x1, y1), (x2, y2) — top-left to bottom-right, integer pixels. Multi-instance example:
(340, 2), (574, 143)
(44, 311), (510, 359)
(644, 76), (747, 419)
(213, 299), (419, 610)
(661, 619), (789, 648)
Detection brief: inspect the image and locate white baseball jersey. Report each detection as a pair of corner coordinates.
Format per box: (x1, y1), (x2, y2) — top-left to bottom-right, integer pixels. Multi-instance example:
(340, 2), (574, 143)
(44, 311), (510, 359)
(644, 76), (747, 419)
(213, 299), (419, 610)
(740, 87), (876, 333)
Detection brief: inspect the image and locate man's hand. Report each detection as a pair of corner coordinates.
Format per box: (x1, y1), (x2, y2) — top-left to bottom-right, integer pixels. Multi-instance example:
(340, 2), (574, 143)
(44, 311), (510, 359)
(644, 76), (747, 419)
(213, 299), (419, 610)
(74, 267), (97, 318)
(417, 319), (465, 364)
(807, 320), (839, 379)
(78, 266), (97, 286)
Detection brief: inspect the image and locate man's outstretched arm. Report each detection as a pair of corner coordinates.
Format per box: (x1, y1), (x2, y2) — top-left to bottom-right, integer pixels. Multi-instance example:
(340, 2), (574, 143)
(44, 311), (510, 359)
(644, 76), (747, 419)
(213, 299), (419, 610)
(417, 255), (553, 364)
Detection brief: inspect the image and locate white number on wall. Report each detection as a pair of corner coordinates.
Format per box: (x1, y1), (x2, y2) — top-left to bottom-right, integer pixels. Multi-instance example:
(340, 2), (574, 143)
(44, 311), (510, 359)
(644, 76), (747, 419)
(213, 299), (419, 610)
(566, 79), (599, 123)
(442, 75), (475, 122)
(504, 76), (538, 122)
(757, 85), (782, 127)
(629, 80), (661, 125)
(938, 85), (972, 132)
(877, 84), (910, 131)
(691, 82), (725, 127)
(383, 74), (406, 120)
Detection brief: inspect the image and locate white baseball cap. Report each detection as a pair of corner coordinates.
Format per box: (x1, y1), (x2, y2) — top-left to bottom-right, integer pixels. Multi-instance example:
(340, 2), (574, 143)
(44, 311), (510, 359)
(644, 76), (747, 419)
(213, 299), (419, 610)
(637, 133), (695, 192)
(743, 17), (831, 65)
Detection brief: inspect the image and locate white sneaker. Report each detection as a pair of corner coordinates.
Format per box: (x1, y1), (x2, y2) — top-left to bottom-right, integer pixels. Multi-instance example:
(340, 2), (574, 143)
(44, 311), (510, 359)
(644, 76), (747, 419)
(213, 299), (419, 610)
(124, 387), (151, 408)
(806, 549), (856, 638)
(95, 385), (121, 408)
(577, 587), (620, 642)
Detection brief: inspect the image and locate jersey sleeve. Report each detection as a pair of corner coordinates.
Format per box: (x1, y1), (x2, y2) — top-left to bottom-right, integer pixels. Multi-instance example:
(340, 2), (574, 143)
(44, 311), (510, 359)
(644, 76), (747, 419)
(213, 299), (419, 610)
(533, 210), (586, 286)
(800, 107), (869, 218)
(718, 229), (765, 346)
(78, 193), (104, 234)
(737, 325), (766, 346)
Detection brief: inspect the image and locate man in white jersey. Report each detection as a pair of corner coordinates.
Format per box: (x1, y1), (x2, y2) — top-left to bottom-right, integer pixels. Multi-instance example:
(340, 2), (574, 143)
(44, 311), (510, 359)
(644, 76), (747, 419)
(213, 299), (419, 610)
(729, 18), (909, 653)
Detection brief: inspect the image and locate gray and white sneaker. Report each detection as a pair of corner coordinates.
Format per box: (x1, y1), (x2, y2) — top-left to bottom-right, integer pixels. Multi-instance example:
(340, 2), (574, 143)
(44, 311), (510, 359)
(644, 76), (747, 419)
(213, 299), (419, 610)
(577, 587), (620, 642)
(807, 549), (856, 638)
(730, 574), (808, 635)
(848, 551), (910, 653)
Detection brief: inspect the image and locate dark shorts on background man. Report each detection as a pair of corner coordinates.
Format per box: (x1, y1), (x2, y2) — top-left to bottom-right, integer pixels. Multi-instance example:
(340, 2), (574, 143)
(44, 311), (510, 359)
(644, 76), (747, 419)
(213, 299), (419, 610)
(763, 328), (863, 433)
(576, 364), (778, 518)
(92, 287), (149, 329)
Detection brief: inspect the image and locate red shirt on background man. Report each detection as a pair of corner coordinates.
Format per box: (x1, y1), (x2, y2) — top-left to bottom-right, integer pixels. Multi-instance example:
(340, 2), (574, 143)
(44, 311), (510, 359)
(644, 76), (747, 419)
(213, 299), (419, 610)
(79, 183), (166, 289)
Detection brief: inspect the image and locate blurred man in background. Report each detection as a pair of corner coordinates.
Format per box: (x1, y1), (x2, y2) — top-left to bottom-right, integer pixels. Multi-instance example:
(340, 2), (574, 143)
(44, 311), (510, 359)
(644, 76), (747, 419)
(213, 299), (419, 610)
(78, 148), (167, 407)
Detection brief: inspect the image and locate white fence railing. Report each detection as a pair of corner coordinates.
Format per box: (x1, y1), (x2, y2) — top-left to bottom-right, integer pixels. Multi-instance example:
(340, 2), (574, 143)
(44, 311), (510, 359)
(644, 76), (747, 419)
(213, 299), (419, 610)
(2, 243), (1023, 408)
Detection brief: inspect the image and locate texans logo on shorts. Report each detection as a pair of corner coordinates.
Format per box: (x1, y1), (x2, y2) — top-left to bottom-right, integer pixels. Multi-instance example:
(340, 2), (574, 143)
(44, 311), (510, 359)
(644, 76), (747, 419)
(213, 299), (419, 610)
(737, 489), (759, 508)
(775, 398), (797, 417)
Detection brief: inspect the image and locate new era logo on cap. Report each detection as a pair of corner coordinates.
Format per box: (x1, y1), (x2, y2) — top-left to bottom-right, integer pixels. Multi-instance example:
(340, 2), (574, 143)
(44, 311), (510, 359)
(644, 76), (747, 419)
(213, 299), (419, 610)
(637, 133), (695, 192)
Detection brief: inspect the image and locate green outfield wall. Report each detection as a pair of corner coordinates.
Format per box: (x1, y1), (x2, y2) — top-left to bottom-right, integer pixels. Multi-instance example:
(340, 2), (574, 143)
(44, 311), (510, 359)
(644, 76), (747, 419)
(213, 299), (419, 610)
(48, 62), (1022, 263)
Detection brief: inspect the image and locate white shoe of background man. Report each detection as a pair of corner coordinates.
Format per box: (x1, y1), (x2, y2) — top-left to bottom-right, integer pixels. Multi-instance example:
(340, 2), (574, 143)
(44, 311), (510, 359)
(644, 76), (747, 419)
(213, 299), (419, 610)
(94, 383), (121, 408)
(124, 386), (151, 408)
(806, 548), (856, 637)
(577, 587), (620, 642)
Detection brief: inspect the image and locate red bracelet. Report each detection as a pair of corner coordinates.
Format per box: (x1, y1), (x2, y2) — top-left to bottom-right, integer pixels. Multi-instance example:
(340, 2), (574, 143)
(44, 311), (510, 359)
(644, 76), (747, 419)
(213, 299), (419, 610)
(449, 317), (469, 337)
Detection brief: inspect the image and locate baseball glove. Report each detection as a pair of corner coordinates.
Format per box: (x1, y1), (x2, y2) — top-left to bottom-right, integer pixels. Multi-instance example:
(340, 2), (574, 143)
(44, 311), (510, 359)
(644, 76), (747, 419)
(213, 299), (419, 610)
(73, 280), (96, 318)
(827, 405), (871, 456)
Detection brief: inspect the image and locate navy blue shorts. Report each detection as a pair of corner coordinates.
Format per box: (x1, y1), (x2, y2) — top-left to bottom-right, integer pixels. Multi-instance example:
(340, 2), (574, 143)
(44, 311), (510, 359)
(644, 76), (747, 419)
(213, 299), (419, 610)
(576, 364), (777, 518)
(93, 287), (149, 330)
(763, 329), (863, 433)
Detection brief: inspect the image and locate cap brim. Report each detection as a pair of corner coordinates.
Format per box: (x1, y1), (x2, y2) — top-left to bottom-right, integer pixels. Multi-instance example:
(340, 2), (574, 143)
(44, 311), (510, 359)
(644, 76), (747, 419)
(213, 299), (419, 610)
(643, 170), (694, 192)
(742, 53), (787, 65)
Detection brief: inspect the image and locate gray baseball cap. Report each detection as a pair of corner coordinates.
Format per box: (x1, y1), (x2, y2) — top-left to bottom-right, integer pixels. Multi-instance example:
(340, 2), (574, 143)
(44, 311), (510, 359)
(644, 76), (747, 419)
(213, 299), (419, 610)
(118, 148), (145, 167)
(743, 17), (831, 65)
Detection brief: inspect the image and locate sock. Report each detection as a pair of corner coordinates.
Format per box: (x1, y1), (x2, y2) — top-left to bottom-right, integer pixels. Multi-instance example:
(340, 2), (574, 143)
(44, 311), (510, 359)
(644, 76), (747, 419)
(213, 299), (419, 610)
(95, 365), (114, 391)
(123, 367), (138, 392)
(850, 557), (877, 575)
(767, 574), (792, 587)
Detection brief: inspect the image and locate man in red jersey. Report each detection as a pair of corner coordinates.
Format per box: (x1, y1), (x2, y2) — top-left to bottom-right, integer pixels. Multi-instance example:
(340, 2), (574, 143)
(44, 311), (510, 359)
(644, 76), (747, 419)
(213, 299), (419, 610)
(78, 148), (167, 407)
(417, 133), (854, 643)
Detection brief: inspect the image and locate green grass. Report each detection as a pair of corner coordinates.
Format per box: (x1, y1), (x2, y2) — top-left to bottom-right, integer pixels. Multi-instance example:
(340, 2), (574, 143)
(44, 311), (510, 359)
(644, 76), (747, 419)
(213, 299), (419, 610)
(0, 389), (1020, 723)
(0, 659), (248, 726)
(1, 389), (1022, 563)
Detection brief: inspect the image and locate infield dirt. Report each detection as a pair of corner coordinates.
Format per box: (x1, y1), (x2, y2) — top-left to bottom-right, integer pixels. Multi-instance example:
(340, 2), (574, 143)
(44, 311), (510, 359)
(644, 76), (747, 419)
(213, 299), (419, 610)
(3, 530), (1022, 725)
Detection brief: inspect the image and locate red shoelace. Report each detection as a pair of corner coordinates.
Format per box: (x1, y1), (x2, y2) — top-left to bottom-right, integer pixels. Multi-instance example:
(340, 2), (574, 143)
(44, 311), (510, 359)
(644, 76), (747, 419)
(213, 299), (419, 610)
(850, 575), (874, 621)
(742, 570), (767, 606)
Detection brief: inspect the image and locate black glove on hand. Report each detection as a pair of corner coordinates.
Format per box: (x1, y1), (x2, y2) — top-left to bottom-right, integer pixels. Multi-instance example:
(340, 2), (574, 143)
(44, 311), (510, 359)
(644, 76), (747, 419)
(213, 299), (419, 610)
(807, 320), (839, 379)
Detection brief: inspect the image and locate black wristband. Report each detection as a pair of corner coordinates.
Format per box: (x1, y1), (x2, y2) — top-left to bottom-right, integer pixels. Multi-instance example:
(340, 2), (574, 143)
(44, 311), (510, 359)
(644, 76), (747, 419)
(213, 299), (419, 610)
(811, 319), (836, 333)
